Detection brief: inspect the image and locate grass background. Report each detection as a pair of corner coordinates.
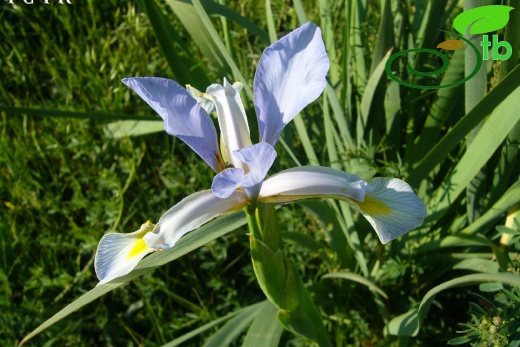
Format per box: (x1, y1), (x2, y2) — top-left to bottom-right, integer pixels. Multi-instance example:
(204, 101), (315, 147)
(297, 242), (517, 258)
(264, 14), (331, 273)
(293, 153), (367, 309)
(1, 0), (519, 346)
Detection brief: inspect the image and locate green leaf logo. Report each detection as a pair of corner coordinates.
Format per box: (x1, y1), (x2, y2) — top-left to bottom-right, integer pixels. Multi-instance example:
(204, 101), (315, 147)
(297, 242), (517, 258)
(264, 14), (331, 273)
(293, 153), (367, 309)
(454, 5), (514, 35)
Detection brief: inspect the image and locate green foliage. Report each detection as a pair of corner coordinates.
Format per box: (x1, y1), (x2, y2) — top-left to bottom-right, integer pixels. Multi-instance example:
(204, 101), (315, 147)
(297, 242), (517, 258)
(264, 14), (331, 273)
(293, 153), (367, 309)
(448, 288), (520, 346)
(2, 0), (519, 346)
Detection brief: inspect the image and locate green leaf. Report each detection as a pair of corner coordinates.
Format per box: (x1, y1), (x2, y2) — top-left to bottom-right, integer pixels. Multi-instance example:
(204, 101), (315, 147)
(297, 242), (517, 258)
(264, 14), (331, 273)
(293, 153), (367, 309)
(386, 308), (419, 336)
(454, 5), (514, 35)
(201, 301), (263, 347)
(20, 211), (247, 345)
(452, 258), (499, 274)
(104, 120), (164, 138)
(242, 301), (283, 347)
(322, 271), (388, 299)
(357, 49), (391, 145)
(161, 302), (265, 347)
(448, 336), (474, 345)
(0, 105), (156, 121)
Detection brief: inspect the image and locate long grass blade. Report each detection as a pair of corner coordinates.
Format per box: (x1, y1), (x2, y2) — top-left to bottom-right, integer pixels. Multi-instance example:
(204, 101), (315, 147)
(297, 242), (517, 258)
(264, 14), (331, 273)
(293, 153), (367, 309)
(241, 301), (283, 347)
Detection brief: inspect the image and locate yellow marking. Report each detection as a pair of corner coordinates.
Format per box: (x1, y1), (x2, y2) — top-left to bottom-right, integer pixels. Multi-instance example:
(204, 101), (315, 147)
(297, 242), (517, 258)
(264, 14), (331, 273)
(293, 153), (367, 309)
(357, 196), (391, 215)
(127, 239), (149, 259)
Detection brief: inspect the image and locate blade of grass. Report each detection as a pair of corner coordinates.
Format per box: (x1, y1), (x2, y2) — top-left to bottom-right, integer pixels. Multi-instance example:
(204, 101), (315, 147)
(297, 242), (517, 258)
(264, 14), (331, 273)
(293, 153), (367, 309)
(104, 120), (165, 138)
(0, 105), (159, 121)
(161, 302), (265, 347)
(322, 271), (388, 299)
(318, 0), (340, 86)
(201, 301), (263, 347)
(241, 301), (283, 347)
(357, 50), (391, 147)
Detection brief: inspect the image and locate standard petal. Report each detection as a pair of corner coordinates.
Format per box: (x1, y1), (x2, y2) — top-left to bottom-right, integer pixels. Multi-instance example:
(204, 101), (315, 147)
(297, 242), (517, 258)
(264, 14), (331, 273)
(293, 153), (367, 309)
(143, 189), (247, 249)
(254, 22), (330, 146)
(122, 77), (220, 172)
(350, 178), (426, 244)
(207, 79), (252, 170)
(258, 166), (370, 203)
(95, 221), (156, 284)
(233, 142), (277, 200)
(211, 168), (245, 198)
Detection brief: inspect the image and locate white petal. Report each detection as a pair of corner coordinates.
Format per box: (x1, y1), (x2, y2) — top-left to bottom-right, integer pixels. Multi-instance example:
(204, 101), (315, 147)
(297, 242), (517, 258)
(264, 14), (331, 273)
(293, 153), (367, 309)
(258, 166), (370, 202)
(351, 178), (427, 244)
(143, 189), (247, 249)
(95, 221), (156, 284)
(207, 79), (252, 170)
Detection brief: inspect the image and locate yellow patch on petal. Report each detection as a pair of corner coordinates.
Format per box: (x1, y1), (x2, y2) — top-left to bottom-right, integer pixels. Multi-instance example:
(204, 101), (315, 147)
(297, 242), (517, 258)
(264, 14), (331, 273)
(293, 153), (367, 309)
(127, 239), (149, 259)
(357, 196), (392, 216)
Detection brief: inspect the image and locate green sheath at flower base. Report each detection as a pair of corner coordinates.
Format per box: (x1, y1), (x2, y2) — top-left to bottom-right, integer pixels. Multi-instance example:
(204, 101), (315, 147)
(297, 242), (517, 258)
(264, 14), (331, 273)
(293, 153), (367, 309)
(247, 203), (333, 347)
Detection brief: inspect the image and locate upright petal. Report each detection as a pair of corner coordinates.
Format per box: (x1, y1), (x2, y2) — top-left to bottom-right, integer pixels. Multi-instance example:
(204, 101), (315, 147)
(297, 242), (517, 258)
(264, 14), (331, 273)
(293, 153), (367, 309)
(95, 221), (156, 284)
(207, 79), (252, 170)
(350, 178), (426, 244)
(143, 189), (247, 249)
(233, 142), (277, 200)
(259, 166), (370, 202)
(122, 77), (220, 172)
(254, 22), (330, 146)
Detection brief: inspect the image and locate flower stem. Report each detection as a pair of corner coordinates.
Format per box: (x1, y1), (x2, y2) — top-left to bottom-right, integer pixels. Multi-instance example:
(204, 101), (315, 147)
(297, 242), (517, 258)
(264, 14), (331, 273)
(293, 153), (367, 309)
(246, 203), (332, 347)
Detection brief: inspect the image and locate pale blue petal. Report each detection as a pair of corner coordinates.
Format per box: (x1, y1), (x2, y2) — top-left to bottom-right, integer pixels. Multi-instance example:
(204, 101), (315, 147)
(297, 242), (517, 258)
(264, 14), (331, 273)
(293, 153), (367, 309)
(254, 22), (330, 145)
(211, 168), (245, 198)
(233, 142), (277, 200)
(122, 77), (220, 172)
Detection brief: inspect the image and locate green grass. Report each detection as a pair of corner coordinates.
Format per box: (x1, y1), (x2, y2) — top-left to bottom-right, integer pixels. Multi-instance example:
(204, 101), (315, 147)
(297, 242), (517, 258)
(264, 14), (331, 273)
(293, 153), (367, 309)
(2, 0), (519, 346)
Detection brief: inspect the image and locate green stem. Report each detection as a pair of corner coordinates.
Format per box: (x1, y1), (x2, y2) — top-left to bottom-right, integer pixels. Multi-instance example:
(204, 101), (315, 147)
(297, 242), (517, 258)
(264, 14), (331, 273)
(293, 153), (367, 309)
(246, 203), (333, 347)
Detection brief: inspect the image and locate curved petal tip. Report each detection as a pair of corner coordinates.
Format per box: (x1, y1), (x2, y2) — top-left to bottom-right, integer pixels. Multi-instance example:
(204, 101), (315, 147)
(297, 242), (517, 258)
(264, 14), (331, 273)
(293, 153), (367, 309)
(353, 178), (427, 244)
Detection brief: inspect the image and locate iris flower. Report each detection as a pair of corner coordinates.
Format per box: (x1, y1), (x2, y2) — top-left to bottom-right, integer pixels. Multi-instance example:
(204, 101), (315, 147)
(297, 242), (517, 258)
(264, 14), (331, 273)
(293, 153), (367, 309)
(95, 22), (426, 284)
